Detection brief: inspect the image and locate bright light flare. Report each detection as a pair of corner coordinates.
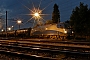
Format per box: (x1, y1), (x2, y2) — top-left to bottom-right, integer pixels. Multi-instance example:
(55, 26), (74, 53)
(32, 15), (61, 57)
(30, 9), (43, 20)
(34, 13), (39, 17)
(21, 0), (53, 28)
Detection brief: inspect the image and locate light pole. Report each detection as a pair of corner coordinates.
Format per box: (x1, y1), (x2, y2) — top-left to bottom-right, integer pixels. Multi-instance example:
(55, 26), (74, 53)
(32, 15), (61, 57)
(17, 20), (22, 29)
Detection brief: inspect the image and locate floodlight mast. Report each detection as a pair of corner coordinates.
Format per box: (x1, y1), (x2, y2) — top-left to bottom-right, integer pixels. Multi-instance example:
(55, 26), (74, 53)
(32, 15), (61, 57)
(17, 20), (22, 29)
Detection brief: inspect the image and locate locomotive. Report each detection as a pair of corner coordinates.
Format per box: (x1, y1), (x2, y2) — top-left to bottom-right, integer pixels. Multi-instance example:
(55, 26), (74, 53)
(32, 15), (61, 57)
(30, 23), (73, 39)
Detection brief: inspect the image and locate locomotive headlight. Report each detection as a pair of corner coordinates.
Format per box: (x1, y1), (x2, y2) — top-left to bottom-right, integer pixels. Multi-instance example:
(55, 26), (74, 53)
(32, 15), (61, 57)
(63, 29), (67, 33)
(72, 31), (74, 33)
(1, 29), (4, 32)
(64, 30), (67, 33)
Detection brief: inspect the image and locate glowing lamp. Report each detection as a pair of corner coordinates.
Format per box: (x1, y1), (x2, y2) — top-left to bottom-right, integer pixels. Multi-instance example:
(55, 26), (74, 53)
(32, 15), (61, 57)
(34, 13), (39, 17)
(17, 20), (22, 24)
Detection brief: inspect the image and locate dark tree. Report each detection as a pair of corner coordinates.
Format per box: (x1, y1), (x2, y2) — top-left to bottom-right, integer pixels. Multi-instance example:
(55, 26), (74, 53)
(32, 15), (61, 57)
(52, 4), (60, 23)
(70, 2), (90, 38)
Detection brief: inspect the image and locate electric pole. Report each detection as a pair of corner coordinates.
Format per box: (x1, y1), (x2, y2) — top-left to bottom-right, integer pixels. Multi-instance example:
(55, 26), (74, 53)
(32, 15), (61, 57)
(6, 11), (7, 38)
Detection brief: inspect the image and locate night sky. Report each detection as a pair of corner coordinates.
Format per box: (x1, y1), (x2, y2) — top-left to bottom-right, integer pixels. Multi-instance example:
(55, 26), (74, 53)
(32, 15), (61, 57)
(0, 0), (90, 29)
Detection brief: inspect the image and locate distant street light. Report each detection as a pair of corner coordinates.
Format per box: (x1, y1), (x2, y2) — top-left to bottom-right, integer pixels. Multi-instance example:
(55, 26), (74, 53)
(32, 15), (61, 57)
(8, 27), (11, 31)
(11, 26), (14, 30)
(12, 26), (13, 28)
(17, 20), (22, 29)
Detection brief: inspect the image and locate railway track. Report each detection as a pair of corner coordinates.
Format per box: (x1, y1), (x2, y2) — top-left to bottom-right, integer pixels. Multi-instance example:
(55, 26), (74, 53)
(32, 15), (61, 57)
(0, 39), (90, 59)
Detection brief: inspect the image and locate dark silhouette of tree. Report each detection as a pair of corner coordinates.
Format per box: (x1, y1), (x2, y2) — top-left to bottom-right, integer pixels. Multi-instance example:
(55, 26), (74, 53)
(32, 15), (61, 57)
(52, 4), (60, 23)
(70, 2), (90, 38)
